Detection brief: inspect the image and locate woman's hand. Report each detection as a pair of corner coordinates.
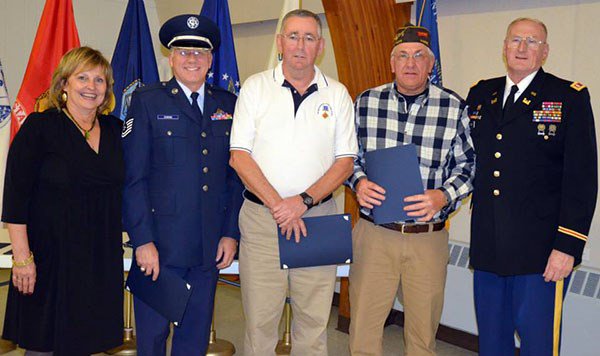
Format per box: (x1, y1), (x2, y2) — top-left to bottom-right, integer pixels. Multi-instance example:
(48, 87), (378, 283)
(7, 224), (36, 294)
(12, 260), (36, 295)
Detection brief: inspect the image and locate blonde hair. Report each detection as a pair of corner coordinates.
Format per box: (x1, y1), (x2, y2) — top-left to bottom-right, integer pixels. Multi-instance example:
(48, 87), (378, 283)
(48, 46), (114, 114)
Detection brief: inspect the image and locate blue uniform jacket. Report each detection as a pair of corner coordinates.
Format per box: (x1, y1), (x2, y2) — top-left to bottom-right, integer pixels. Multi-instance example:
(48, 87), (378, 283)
(466, 69), (597, 275)
(122, 78), (243, 268)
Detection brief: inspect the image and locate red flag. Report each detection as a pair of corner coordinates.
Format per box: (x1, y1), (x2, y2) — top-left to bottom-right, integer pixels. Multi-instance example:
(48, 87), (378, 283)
(10, 0), (80, 141)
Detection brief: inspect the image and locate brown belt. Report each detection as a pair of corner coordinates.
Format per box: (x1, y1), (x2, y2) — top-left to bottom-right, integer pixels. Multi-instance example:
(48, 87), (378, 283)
(360, 213), (445, 234)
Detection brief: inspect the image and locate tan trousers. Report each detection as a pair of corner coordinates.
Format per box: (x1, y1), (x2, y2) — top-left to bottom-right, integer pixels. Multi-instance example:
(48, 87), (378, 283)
(349, 218), (449, 356)
(239, 199), (338, 356)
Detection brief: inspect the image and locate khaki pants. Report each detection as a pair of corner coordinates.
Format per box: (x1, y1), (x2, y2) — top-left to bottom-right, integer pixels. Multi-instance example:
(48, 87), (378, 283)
(239, 199), (338, 356)
(349, 218), (449, 356)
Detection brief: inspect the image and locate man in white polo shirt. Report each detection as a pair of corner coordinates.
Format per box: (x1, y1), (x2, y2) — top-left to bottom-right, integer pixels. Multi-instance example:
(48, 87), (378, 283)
(229, 9), (358, 356)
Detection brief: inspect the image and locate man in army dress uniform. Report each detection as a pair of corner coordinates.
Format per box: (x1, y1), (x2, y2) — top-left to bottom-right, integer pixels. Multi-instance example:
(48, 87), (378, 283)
(122, 15), (243, 355)
(467, 17), (597, 355)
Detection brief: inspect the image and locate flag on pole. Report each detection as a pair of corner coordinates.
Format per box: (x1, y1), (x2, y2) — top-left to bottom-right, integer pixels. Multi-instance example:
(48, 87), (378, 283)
(200, 0), (240, 94)
(111, 0), (159, 120)
(0, 60), (11, 217)
(10, 0), (80, 140)
(266, 0), (300, 70)
(416, 0), (442, 85)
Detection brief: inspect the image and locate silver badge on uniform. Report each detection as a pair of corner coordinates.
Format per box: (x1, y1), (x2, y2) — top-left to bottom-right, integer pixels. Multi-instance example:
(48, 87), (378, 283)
(187, 16), (199, 29)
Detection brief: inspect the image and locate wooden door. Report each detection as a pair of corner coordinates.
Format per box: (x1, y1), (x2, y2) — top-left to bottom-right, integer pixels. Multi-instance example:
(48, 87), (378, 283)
(321, 0), (412, 332)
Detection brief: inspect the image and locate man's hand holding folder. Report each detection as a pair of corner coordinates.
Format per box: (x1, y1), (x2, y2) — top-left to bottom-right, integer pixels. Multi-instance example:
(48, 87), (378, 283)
(362, 144), (446, 224)
(355, 179), (386, 209)
(403, 189), (448, 222)
(136, 242), (160, 280)
(357, 179), (446, 222)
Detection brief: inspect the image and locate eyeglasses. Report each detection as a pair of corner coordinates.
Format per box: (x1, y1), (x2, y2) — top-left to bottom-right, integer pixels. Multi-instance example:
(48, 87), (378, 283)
(280, 33), (320, 44)
(393, 51), (428, 62)
(173, 48), (211, 58)
(506, 36), (546, 49)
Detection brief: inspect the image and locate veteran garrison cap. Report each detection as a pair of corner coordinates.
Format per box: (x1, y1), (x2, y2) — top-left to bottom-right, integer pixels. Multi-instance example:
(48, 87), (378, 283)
(393, 23), (431, 48)
(159, 14), (221, 51)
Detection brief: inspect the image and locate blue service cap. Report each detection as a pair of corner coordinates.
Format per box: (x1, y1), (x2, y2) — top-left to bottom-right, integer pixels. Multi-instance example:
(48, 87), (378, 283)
(159, 14), (221, 51)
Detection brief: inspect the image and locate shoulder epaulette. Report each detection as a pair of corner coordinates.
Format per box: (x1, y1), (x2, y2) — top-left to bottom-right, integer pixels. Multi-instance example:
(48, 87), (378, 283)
(208, 84), (237, 98)
(570, 81), (586, 91)
(207, 83), (226, 92)
(134, 81), (165, 93)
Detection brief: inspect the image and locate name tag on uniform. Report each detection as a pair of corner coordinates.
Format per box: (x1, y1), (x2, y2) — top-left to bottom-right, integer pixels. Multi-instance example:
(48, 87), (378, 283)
(157, 114), (179, 120)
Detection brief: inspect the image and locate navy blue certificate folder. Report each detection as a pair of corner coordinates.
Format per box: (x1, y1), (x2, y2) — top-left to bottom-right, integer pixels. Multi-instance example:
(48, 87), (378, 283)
(126, 262), (193, 325)
(278, 214), (353, 269)
(365, 144), (424, 224)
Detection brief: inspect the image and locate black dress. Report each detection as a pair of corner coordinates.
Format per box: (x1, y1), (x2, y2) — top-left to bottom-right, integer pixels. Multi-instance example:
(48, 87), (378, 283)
(1, 109), (124, 354)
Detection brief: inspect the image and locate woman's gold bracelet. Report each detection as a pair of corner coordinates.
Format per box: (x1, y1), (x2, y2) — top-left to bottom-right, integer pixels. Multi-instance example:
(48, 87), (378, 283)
(12, 252), (34, 268)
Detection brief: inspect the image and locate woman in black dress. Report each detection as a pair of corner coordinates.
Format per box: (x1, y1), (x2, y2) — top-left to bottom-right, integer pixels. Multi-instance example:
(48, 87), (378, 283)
(1, 46), (124, 355)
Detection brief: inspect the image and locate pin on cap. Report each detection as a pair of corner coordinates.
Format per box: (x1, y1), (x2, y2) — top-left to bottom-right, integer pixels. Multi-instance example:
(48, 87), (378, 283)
(393, 23), (431, 48)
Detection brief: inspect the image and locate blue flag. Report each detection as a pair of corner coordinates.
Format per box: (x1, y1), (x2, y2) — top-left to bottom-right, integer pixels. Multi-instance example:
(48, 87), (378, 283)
(111, 0), (159, 120)
(201, 0), (240, 95)
(1, 59), (12, 217)
(416, 0), (442, 85)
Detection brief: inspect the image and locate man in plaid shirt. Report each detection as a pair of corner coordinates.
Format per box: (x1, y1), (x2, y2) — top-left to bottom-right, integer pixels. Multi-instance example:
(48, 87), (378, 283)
(348, 24), (475, 356)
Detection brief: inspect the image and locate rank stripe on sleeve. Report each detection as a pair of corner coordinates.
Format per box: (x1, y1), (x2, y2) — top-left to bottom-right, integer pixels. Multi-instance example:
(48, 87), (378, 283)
(557, 226), (587, 242)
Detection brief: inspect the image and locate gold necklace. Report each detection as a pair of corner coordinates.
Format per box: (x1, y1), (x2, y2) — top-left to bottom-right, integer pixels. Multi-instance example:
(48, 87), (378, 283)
(63, 108), (97, 140)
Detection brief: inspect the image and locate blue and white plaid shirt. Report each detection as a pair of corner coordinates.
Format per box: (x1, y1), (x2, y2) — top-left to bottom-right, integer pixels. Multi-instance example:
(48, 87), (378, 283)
(349, 82), (475, 221)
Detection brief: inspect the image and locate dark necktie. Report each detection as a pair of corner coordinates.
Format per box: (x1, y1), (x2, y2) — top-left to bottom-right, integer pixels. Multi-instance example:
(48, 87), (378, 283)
(190, 92), (203, 117)
(503, 85), (519, 114)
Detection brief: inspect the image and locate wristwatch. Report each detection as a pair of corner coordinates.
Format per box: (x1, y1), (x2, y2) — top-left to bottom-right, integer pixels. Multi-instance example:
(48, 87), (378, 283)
(300, 192), (314, 209)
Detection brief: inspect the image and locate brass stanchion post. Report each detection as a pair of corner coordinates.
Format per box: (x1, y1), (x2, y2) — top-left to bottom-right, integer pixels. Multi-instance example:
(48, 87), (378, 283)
(106, 277), (136, 355)
(0, 339), (16, 353)
(275, 296), (292, 355)
(206, 306), (235, 356)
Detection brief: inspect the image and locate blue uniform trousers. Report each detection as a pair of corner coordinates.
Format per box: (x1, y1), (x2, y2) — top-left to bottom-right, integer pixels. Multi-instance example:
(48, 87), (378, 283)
(134, 265), (219, 356)
(474, 270), (570, 356)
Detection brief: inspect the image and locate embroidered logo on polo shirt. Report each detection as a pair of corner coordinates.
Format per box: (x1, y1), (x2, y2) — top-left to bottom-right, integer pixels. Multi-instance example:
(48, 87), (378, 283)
(317, 103), (332, 119)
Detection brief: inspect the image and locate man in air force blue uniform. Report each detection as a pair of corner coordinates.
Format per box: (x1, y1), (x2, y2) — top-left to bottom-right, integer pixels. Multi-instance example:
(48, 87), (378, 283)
(122, 14), (243, 355)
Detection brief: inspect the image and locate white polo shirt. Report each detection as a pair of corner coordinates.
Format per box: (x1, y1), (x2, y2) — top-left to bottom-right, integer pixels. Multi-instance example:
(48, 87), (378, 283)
(230, 63), (358, 198)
